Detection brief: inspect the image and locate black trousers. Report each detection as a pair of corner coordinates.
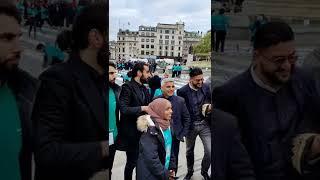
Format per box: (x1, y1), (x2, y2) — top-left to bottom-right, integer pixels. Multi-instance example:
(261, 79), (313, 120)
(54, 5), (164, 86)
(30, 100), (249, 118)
(215, 30), (227, 53)
(124, 148), (139, 180)
(108, 145), (116, 180)
(172, 136), (181, 173)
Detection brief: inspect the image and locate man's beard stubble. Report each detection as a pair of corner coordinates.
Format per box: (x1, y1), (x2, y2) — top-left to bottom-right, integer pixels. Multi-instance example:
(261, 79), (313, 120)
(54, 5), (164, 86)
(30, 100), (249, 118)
(0, 59), (19, 83)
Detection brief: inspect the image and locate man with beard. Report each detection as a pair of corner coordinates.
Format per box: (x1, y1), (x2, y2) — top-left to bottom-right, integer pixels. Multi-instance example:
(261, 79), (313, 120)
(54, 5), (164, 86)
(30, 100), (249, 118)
(32, 3), (108, 180)
(213, 22), (316, 179)
(108, 62), (121, 179)
(177, 67), (212, 180)
(117, 61), (152, 180)
(0, 3), (37, 180)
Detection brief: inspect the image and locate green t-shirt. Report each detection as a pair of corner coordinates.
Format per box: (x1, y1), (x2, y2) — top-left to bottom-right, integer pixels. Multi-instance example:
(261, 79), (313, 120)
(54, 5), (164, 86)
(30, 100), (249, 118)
(0, 84), (22, 180)
(108, 88), (118, 142)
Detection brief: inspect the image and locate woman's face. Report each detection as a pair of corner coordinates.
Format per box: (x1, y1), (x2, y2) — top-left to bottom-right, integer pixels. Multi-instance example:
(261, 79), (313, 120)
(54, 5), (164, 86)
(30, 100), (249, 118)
(163, 104), (173, 121)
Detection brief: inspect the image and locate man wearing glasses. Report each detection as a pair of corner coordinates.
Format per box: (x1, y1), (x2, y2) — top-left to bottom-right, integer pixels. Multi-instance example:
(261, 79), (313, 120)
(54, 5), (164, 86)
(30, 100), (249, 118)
(177, 67), (212, 180)
(213, 22), (317, 179)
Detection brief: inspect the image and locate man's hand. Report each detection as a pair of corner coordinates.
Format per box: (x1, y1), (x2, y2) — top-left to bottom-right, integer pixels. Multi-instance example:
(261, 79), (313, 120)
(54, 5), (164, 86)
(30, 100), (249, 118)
(169, 170), (175, 180)
(141, 106), (150, 113)
(100, 141), (108, 158)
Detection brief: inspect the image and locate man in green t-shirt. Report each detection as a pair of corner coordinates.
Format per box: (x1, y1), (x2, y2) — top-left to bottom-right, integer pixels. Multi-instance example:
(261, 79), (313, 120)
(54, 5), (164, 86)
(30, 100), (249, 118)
(108, 62), (121, 179)
(0, 3), (37, 180)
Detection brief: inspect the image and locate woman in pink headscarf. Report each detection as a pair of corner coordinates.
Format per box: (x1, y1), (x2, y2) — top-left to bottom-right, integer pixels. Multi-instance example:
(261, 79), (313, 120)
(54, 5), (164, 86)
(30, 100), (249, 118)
(136, 98), (176, 180)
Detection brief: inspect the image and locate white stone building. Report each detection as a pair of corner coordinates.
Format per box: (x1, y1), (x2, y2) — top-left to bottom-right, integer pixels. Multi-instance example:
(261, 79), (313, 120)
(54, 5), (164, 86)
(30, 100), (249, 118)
(113, 22), (202, 61)
(116, 29), (139, 61)
(156, 22), (185, 59)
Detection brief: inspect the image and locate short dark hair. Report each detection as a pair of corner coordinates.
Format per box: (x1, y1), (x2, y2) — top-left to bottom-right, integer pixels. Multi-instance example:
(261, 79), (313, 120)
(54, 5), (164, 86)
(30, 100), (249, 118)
(0, 2), (21, 24)
(131, 62), (148, 78)
(189, 67), (203, 78)
(72, 3), (108, 52)
(254, 21), (294, 50)
(109, 61), (116, 69)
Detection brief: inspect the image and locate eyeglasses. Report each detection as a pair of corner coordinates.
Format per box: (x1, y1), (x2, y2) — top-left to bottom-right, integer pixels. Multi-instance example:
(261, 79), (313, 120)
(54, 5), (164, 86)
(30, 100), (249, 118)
(261, 53), (298, 65)
(193, 78), (204, 82)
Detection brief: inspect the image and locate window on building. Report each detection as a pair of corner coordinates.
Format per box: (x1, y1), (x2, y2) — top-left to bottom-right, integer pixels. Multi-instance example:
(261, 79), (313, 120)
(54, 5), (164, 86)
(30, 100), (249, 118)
(151, 39), (154, 43)
(165, 40), (169, 45)
(151, 45), (154, 49)
(141, 32), (145, 36)
(165, 35), (169, 39)
(160, 35), (162, 39)
(160, 46), (162, 50)
(141, 50), (144, 55)
(171, 52), (174, 56)
(179, 31), (181, 34)
(160, 30), (162, 33)
(171, 46), (174, 50)
(129, 43), (132, 46)
(123, 37), (125, 40)
(118, 48), (120, 52)
(123, 43), (125, 45)
(141, 45), (144, 48)
(123, 48), (125, 52)
(159, 40), (163, 44)
(178, 36), (182, 40)
(179, 41), (181, 45)
(134, 43), (136, 46)
(172, 36), (174, 39)
(171, 40), (175, 45)
(165, 30), (169, 34)
(151, 51), (154, 55)
(165, 51), (168, 56)
(172, 30), (175, 34)
(146, 51), (150, 55)
(146, 39), (149, 42)
(178, 47), (181, 50)
(118, 37), (120, 40)
(178, 52), (180, 57)
(159, 51), (162, 56)
(146, 45), (149, 48)
(165, 46), (168, 50)
(151, 33), (155, 36)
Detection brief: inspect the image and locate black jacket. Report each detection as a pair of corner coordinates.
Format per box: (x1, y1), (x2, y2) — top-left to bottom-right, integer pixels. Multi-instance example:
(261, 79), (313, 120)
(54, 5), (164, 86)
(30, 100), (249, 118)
(7, 69), (38, 180)
(212, 109), (255, 180)
(136, 115), (176, 180)
(213, 68), (314, 180)
(156, 95), (191, 141)
(117, 79), (151, 151)
(32, 56), (107, 180)
(177, 83), (211, 128)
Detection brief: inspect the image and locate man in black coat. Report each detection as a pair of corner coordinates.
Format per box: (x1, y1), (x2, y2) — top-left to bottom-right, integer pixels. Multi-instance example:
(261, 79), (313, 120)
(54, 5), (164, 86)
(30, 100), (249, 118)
(177, 67), (212, 180)
(154, 78), (191, 175)
(117, 62), (152, 180)
(212, 108), (256, 180)
(108, 62), (121, 179)
(32, 4), (108, 180)
(213, 22), (317, 180)
(0, 3), (38, 180)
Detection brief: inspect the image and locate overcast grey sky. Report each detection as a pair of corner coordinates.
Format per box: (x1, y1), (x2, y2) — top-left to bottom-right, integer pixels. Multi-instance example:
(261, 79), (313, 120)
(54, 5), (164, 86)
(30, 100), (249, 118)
(109, 0), (211, 41)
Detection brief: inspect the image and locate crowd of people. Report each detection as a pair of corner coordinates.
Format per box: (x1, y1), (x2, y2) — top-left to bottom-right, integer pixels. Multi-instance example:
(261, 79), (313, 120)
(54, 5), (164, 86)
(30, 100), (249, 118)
(16, 0), (87, 39)
(108, 61), (212, 180)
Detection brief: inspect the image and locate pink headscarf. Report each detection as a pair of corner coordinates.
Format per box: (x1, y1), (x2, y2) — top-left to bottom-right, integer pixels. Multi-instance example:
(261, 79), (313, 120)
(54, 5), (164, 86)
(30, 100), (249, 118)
(147, 98), (171, 130)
